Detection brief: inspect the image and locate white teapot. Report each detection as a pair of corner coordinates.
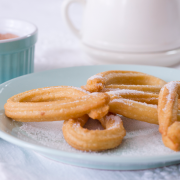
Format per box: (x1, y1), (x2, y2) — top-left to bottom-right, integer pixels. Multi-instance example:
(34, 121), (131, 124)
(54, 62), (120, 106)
(62, 0), (180, 66)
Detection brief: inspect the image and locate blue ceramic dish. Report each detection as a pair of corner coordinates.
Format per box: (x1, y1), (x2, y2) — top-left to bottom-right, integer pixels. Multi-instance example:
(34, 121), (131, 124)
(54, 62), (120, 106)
(0, 18), (38, 84)
(0, 65), (180, 170)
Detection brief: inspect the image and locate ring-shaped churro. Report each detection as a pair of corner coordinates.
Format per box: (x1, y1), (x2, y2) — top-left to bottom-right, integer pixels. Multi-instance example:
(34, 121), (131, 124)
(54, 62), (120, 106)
(109, 97), (159, 124)
(109, 96), (180, 125)
(101, 85), (162, 94)
(4, 86), (110, 122)
(106, 89), (180, 109)
(82, 70), (167, 92)
(107, 89), (159, 105)
(62, 113), (126, 151)
(158, 81), (180, 151)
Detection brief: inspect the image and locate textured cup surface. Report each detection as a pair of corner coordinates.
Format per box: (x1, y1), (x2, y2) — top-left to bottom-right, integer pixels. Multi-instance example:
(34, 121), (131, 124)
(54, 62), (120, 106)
(0, 18), (37, 84)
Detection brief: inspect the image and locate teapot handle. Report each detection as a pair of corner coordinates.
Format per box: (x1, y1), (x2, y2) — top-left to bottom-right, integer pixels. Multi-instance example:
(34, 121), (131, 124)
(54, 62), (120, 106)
(61, 0), (86, 39)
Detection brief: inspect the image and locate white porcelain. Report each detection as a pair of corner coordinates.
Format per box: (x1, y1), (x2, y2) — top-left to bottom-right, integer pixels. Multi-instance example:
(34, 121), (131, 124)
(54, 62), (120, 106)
(0, 18), (37, 42)
(62, 0), (180, 53)
(82, 44), (180, 66)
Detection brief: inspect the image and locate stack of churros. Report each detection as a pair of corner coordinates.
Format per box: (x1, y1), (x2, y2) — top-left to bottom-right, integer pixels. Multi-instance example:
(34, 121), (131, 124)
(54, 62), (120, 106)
(4, 70), (180, 152)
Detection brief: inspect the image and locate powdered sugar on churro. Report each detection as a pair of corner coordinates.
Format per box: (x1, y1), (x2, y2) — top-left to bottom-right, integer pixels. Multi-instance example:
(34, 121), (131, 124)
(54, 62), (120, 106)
(162, 82), (178, 111)
(96, 83), (103, 88)
(111, 98), (157, 108)
(41, 86), (89, 94)
(73, 122), (80, 129)
(88, 75), (103, 81)
(87, 75), (104, 88)
(107, 89), (146, 95)
(68, 86), (90, 94)
(111, 98), (133, 106)
(106, 114), (121, 129)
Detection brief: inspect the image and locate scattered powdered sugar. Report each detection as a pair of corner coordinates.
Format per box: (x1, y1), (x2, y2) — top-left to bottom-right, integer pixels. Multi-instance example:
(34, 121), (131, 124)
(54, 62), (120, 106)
(18, 121), (66, 149)
(16, 116), (175, 156)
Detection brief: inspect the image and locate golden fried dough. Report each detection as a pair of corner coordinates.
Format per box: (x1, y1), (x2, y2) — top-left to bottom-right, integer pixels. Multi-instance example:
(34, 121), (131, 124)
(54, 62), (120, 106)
(63, 113), (126, 151)
(4, 86), (110, 122)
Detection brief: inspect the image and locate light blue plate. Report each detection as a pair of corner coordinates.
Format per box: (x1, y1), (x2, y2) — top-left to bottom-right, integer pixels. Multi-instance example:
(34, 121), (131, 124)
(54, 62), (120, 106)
(1, 64), (180, 170)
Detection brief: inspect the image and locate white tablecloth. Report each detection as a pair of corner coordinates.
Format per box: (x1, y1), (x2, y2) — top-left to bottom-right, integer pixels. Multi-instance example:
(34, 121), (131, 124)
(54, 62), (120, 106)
(1, 0), (180, 179)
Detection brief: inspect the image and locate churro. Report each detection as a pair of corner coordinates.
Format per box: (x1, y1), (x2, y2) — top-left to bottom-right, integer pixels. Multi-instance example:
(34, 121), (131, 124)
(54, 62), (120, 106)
(158, 81), (180, 151)
(6, 70), (180, 152)
(4, 86), (110, 122)
(82, 70), (166, 92)
(63, 113), (126, 151)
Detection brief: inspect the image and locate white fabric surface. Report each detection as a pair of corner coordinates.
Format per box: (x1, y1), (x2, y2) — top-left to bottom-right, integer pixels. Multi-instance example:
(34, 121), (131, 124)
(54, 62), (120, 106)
(1, 0), (180, 179)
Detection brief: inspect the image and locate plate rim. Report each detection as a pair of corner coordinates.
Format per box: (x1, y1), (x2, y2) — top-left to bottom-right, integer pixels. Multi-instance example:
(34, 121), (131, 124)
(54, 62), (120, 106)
(1, 64), (180, 167)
